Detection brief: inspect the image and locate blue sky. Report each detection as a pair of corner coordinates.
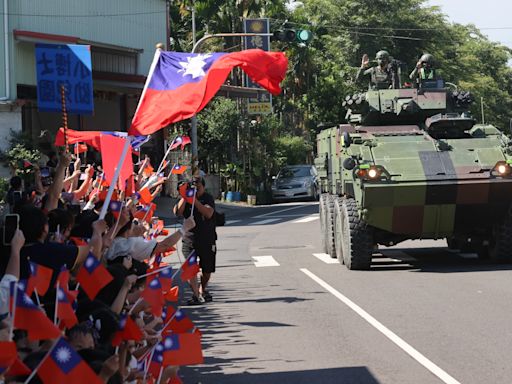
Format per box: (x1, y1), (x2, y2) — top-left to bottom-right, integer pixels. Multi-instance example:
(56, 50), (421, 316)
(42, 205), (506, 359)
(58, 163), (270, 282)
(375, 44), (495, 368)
(426, 0), (512, 48)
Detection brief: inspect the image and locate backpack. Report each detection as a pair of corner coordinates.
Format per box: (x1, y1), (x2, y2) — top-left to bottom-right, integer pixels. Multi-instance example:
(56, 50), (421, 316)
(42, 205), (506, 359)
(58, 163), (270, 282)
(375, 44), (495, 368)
(215, 210), (225, 226)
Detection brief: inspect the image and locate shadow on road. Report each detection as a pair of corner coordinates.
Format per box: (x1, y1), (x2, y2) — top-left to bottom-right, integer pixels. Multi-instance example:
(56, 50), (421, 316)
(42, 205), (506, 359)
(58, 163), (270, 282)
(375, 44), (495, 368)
(181, 366), (379, 384)
(371, 247), (512, 273)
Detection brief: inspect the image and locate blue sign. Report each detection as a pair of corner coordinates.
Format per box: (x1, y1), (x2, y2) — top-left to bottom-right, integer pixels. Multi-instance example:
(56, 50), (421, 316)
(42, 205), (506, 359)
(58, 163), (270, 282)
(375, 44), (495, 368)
(35, 44), (94, 114)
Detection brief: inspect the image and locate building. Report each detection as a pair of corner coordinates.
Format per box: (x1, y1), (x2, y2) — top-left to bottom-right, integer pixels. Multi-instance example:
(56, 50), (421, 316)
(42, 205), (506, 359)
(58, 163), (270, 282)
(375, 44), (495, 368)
(0, 0), (168, 163)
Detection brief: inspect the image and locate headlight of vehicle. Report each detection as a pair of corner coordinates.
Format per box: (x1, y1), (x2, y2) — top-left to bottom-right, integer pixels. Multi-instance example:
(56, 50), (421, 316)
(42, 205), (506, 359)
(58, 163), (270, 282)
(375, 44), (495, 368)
(491, 160), (512, 177)
(354, 164), (391, 182)
(303, 180), (312, 187)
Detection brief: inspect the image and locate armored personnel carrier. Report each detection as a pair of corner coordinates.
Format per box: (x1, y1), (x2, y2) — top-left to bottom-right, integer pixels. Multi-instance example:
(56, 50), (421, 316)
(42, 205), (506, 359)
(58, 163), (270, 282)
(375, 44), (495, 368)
(315, 82), (512, 270)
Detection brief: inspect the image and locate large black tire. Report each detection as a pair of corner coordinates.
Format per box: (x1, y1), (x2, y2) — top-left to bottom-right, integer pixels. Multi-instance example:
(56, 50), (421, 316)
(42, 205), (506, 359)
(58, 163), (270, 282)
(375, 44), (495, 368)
(340, 198), (374, 270)
(333, 197), (345, 264)
(485, 213), (512, 261)
(325, 195), (337, 258)
(319, 194), (328, 253)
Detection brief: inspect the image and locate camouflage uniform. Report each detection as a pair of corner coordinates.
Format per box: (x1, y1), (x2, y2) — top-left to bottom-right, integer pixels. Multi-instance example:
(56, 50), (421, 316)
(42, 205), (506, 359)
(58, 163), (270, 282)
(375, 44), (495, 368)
(356, 50), (399, 90)
(409, 53), (436, 84)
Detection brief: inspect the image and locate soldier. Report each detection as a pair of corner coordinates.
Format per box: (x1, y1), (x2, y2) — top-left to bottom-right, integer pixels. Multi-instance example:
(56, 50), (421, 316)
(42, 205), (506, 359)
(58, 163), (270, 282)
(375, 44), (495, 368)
(356, 50), (399, 90)
(409, 53), (436, 86)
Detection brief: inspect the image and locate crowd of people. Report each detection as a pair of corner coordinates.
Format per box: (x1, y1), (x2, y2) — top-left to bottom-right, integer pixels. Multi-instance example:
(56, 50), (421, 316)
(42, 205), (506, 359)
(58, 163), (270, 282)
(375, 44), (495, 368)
(0, 143), (217, 383)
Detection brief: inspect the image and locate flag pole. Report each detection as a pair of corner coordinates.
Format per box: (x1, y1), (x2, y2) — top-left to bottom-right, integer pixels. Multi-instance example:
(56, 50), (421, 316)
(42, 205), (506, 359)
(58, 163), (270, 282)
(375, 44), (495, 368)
(54, 282), (59, 324)
(156, 365), (164, 384)
(98, 137), (131, 220)
(137, 264), (173, 280)
(23, 338), (60, 384)
(190, 187), (197, 217)
(156, 138), (176, 174)
(60, 85), (69, 153)
(100, 44), (163, 221)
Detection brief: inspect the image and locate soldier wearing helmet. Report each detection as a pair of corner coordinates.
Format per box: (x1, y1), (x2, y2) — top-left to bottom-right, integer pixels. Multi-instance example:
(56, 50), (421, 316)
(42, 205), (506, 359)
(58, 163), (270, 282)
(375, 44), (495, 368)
(356, 50), (399, 90)
(409, 53), (436, 86)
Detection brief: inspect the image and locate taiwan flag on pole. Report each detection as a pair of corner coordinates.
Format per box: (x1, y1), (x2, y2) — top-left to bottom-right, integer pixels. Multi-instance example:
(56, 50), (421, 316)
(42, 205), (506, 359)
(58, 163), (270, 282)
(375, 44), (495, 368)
(169, 135), (191, 151)
(112, 314), (143, 346)
(162, 333), (203, 366)
(0, 341), (17, 375)
(180, 250), (200, 282)
(56, 287), (78, 329)
(76, 253), (113, 300)
(129, 49), (288, 136)
(27, 262), (53, 296)
(178, 182), (195, 204)
(162, 308), (195, 334)
(10, 285), (61, 341)
(37, 337), (102, 384)
(171, 164), (187, 175)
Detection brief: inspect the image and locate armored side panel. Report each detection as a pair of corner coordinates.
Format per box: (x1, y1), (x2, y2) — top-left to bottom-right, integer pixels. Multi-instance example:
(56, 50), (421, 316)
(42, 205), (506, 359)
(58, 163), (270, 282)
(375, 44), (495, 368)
(316, 85), (512, 253)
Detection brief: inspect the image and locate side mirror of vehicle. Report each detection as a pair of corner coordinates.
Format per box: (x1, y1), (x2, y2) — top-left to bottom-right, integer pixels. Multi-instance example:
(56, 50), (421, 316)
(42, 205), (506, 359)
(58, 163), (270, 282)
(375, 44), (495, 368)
(342, 131), (352, 148)
(343, 157), (356, 170)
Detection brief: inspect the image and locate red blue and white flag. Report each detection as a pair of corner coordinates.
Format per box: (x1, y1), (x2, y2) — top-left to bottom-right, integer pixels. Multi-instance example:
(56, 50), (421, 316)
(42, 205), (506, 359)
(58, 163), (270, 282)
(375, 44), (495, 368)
(171, 164), (187, 175)
(76, 253), (113, 300)
(129, 49), (288, 136)
(180, 250), (200, 282)
(109, 200), (123, 219)
(162, 333), (203, 366)
(37, 337), (102, 384)
(27, 262), (53, 296)
(178, 182), (195, 204)
(56, 287), (78, 329)
(169, 135), (192, 151)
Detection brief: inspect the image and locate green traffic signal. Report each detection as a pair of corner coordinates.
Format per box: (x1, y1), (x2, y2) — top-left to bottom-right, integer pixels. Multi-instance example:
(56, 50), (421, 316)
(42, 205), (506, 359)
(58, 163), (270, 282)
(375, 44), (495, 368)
(296, 29), (313, 43)
(272, 29), (313, 44)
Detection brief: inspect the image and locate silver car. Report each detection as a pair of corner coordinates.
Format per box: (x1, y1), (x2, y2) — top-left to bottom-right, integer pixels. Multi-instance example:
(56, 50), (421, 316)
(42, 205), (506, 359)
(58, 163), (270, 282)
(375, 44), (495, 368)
(271, 165), (318, 202)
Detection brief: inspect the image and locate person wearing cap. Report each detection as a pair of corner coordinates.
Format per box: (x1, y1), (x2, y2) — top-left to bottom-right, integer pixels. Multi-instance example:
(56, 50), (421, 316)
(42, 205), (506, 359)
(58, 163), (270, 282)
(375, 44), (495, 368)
(356, 50), (399, 90)
(174, 177), (217, 305)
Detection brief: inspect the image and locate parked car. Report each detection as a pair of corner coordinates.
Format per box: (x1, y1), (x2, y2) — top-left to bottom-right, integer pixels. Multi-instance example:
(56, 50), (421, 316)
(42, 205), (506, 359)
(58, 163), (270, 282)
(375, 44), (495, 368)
(271, 165), (318, 202)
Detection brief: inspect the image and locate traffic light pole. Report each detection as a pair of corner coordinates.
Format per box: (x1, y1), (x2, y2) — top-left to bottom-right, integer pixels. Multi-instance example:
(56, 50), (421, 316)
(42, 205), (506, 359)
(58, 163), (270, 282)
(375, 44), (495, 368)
(189, 33), (273, 174)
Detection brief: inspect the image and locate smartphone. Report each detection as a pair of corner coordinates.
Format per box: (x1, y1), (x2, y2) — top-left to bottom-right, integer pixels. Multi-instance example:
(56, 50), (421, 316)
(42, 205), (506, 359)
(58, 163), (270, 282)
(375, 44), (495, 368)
(40, 167), (51, 178)
(3, 214), (19, 246)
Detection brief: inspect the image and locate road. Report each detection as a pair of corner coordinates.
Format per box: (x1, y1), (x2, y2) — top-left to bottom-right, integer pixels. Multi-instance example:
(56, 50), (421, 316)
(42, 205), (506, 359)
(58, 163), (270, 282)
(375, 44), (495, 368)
(175, 201), (512, 384)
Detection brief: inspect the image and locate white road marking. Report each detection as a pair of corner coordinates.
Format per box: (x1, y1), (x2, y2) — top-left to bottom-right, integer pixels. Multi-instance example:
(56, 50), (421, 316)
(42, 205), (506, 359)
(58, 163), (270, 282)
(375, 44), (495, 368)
(313, 253), (339, 264)
(300, 268), (461, 384)
(252, 256), (280, 267)
(225, 220), (241, 225)
(293, 215), (319, 223)
(254, 205), (311, 218)
(252, 218), (280, 225)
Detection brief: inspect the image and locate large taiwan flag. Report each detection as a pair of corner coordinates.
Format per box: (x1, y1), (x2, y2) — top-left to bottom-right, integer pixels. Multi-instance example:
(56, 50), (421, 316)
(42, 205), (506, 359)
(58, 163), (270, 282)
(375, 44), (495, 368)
(129, 49), (288, 136)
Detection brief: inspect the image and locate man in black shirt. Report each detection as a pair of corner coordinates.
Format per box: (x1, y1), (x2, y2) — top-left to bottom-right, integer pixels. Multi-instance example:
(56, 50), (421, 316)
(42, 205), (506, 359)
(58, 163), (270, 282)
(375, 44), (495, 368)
(174, 177), (217, 304)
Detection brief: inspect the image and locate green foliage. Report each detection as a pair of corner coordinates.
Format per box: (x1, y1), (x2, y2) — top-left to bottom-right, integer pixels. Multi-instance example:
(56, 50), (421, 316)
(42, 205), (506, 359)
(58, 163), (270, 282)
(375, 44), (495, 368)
(0, 178), (8, 205)
(169, 0), (512, 194)
(275, 135), (312, 168)
(6, 144), (41, 182)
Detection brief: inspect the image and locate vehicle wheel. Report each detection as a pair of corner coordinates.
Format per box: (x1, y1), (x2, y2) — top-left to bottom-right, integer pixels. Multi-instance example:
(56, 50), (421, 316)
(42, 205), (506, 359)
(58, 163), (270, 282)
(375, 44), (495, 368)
(325, 195), (337, 258)
(487, 212), (512, 261)
(340, 198), (373, 270)
(319, 194), (328, 253)
(333, 197), (345, 264)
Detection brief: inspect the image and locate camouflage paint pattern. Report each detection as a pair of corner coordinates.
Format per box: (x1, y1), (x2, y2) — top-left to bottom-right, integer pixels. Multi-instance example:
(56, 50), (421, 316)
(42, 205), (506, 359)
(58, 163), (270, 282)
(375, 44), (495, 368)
(316, 86), (512, 240)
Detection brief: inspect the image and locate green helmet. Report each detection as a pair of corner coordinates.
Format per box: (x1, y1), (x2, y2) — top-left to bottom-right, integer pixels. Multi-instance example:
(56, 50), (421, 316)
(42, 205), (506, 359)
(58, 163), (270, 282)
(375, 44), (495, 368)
(420, 53), (434, 65)
(375, 50), (390, 61)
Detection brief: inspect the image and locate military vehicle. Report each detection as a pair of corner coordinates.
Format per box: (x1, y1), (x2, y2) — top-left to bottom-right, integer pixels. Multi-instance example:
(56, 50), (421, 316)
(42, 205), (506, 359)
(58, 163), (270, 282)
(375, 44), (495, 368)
(315, 81), (512, 270)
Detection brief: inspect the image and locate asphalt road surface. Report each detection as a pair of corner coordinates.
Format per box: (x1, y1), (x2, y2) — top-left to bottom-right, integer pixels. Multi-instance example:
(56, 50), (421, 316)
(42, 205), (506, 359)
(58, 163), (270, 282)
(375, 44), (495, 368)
(173, 201), (512, 384)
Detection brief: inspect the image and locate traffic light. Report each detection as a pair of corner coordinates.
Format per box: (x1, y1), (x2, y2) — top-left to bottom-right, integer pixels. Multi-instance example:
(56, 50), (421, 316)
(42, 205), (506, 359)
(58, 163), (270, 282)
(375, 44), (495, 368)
(272, 29), (313, 44)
